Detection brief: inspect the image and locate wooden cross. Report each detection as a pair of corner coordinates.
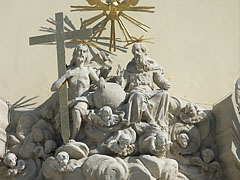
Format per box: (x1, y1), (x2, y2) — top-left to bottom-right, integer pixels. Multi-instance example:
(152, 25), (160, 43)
(29, 12), (92, 144)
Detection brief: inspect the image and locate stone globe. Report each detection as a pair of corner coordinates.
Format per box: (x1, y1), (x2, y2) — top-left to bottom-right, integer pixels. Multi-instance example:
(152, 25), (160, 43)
(93, 82), (126, 109)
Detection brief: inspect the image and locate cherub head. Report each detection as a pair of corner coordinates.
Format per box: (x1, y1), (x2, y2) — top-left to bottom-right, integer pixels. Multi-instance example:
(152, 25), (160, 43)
(99, 106), (113, 122)
(118, 134), (131, 149)
(155, 132), (172, 152)
(4, 153), (17, 168)
(201, 148), (215, 164)
(185, 103), (197, 117)
(176, 133), (190, 148)
(44, 140), (57, 154)
(56, 152), (69, 167)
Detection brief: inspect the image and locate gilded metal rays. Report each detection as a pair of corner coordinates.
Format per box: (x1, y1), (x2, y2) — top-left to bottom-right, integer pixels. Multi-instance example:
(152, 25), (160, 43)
(71, 0), (154, 51)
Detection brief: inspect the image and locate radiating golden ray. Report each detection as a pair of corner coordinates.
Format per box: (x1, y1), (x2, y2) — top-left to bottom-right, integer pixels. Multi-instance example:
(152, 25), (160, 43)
(118, 17), (133, 41)
(71, 5), (100, 9)
(116, 18), (130, 42)
(126, 9), (155, 13)
(68, 39), (98, 48)
(120, 12), (150, 29)
(113, 20), (116, 51)
(127, 6), (155, 13)
(95, 17), (109, 41)
(71, 5), (107, 11)
(71, 0), (155, 51)
(110, 20), (114, 51)
(127, 6), (155, 9)
(120, 15), (148, 32)
(81, 12), (105, 29)
(71, 6), (154, 12)
(71, 8), (103, 12)
(124, 35), (154, 47)
(110, 20), (116, 51)
(91, 17), (109, 41)
(132, 35), (144, 40)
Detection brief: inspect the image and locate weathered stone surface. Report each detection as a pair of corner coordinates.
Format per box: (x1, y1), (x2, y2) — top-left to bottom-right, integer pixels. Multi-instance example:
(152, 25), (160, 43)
(93, 82), (126, 109)
(125, 156), (154, 179)
(139, 155), (178, 180)
(1, 43), (225, 180)
(213, 94), (240, 180)
(82, 154), (128, 180)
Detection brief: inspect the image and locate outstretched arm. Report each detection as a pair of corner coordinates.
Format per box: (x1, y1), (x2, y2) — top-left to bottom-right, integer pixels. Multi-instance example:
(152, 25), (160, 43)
(89, 67), (107, 90)
(51, 69), (74, 92)
(89, 68), (100, 85)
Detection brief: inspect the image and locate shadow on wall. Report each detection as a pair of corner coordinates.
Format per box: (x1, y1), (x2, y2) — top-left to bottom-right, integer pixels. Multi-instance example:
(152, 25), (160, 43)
(39, 16), (128, 55)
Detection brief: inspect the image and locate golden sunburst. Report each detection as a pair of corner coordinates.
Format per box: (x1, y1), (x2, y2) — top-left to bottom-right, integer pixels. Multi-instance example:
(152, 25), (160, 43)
(71, 0), (154, 51)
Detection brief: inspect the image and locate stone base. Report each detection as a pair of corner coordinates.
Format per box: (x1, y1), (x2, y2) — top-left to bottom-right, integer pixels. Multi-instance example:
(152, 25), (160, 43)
(213, 94), (240, 180)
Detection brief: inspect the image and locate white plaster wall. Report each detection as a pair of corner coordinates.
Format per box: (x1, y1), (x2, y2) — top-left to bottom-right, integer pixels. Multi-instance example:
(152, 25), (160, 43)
(0, 0), (239, 109)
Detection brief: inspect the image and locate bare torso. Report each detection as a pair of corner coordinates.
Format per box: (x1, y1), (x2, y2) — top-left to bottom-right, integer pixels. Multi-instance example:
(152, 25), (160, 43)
(68, 67), (91, 100)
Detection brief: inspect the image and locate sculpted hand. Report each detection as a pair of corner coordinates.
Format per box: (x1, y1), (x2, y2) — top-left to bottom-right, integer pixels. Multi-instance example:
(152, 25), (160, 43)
(116, 65), (124, 83)
(99, 77), (106, 90)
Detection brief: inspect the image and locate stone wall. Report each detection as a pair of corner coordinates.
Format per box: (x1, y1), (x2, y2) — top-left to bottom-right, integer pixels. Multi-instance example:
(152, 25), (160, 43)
(213, 94), (240, 180)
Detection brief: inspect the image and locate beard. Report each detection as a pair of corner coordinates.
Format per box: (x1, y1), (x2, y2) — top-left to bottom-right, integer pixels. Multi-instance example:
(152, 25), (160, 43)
(135, 55), (151, 72)
(77, 56), (85, 61)
(75, 55), (86, 64)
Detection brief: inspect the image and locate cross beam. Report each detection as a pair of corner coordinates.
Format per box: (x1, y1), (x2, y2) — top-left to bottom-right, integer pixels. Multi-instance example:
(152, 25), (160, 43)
(29, 18), (92, 45)
(29, 12), (92, 144)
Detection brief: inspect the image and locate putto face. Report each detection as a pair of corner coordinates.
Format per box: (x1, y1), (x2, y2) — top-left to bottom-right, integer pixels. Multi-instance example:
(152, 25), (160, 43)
(56, 152), (69, 166)
(177, 133), (189, 148)
(4, 153), (17, 168)
(155, 133), (170, 152)
(201, 149), (214, 163)
(44, 140), (57, 154)
(99, 106), (112, 122)
(119, 134), (131, 149)
(185, 103), (197, 117)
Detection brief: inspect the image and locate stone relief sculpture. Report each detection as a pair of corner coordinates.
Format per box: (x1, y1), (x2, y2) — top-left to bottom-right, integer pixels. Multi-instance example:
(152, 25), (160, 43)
(179, 103), (206, 124)
(116, 43), (175, 130)
(235, 77), (240, 112)
(0, 153), (25, 177)
(2, 43), (224, 180)
(51, 43), (106, 140)
(0, 152), (37, 180)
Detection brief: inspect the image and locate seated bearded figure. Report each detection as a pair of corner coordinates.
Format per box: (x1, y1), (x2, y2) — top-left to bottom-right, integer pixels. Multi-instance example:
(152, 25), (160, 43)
(117, 43), (179, 130)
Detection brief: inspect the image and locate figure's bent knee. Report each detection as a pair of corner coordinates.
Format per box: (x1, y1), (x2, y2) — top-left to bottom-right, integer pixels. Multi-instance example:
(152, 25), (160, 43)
(132, 92), (144, 101)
